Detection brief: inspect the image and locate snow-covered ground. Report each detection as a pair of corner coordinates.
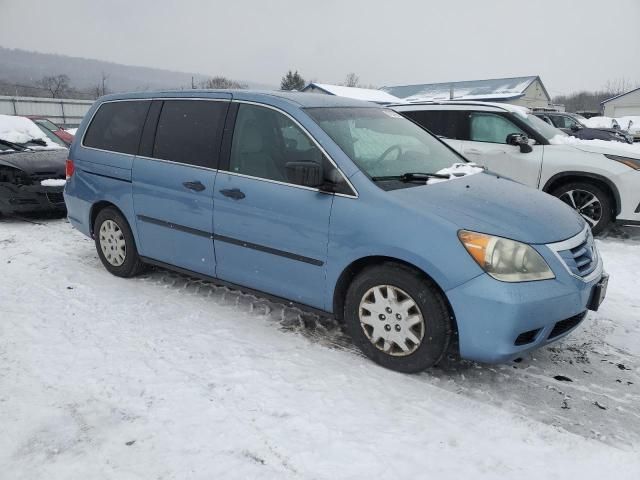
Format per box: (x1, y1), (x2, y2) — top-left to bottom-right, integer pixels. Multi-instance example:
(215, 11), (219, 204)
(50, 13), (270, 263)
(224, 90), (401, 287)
(1, 217), (639, 479)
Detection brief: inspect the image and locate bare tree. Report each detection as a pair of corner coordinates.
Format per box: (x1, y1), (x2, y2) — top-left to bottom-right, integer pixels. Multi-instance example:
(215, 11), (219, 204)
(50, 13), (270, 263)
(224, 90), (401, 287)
(343, 73), (360, 88)
(200, 76), (247, 89)
(37, 74), (70, 98)
(602, 78), (638, 96)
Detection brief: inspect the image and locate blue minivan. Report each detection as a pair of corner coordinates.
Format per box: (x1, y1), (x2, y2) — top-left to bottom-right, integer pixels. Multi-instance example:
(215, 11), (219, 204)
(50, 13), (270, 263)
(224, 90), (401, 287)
(64, 90), (608, 372)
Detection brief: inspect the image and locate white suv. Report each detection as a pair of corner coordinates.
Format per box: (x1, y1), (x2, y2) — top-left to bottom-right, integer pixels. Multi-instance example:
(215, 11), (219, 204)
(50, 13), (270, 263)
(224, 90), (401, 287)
(392, 101), (640, 233)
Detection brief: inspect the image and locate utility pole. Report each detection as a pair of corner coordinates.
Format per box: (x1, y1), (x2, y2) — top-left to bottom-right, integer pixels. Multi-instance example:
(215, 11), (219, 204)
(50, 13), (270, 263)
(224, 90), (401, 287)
(192, 76), (196, 89)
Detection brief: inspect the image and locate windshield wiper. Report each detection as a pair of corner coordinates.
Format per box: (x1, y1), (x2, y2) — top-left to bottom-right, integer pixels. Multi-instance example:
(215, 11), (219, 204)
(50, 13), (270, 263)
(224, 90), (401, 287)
(0, 138), (29, 151)
(371, 172), (450, 182)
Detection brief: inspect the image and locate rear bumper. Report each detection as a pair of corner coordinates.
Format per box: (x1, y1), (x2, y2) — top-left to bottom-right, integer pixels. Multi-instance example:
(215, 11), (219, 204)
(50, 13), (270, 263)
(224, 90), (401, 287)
(0, 183), (66, 214)
(446, 267), (603, 364)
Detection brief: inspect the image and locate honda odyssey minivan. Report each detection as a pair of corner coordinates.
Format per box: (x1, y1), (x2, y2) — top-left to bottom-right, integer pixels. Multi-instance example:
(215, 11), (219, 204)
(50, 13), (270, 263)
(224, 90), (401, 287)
(64, 90), (608, 373)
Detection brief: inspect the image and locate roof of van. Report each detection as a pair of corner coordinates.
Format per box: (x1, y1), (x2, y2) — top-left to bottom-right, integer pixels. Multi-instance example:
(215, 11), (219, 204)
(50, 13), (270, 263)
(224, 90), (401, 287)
(96, 89), (379, 108)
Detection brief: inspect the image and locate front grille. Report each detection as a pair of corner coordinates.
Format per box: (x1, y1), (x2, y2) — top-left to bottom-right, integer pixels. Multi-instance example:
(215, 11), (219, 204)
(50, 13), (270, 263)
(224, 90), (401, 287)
(548, 312), (586, 339)
(555, 233), (598, 279)
(514, 328), (541, 346)
(46, 192), (65, 204)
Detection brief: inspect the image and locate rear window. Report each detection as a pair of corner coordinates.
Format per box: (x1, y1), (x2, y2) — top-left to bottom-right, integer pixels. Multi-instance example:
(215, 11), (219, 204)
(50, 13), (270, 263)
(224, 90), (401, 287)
(83, 101), (150, 154)
(152, 100), (228, 168)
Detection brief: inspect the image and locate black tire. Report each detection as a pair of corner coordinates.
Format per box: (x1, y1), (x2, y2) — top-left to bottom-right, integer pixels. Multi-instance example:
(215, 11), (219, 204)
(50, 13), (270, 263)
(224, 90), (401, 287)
(343, 262), (452, 373)
(93, 207), (144, 277)
(551, 182), (613, 235)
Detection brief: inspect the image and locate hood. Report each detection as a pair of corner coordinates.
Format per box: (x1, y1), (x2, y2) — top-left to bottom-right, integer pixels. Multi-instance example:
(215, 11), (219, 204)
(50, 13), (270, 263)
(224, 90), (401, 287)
(549, 136), (640, 159)
(0, 148), (68, 175)
(570, 142), (640, 158)
(389, 173), (584, 244)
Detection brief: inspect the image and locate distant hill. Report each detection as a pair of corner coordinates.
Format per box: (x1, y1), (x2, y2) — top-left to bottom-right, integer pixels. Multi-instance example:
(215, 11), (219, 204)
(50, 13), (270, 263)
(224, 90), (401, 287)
(0, 47), (274, 97)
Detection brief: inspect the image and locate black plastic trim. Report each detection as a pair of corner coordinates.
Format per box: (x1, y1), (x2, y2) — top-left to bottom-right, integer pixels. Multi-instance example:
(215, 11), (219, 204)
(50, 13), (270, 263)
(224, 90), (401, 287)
(213, 233), (324, 266)
(84, 170), (132, 183)
(136, 214), (324, 266)
(136, 214), (211, 238)
(139, 256), (331, 317)
(542, 171), (622, 216)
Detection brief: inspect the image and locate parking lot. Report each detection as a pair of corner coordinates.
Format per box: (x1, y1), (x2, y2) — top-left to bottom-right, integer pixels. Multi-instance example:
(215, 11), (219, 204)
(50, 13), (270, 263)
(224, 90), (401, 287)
(1, 215), (638, 478)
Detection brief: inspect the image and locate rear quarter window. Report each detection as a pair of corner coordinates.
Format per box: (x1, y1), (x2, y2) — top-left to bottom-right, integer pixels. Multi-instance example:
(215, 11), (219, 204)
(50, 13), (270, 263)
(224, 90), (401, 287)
(83, 101), (150, 154)
(402, 110), (464, 139)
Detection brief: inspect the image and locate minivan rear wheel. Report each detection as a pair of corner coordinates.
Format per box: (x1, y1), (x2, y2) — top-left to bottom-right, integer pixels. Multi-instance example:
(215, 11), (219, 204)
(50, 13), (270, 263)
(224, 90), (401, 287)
(343, 263), (451, 373)
(94, 207), (144, 277)
(551, 182), (612, 234)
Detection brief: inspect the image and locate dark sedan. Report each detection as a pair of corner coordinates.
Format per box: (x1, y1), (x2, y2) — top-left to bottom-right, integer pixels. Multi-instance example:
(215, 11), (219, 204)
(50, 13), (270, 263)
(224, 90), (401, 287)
(534, 112), (634, 143)
(0, 140), (67, 215)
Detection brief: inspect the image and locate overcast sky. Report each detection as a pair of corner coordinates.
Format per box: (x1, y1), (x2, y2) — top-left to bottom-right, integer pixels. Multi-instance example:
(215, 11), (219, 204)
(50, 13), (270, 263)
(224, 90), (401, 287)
(1, 0), (639, 95)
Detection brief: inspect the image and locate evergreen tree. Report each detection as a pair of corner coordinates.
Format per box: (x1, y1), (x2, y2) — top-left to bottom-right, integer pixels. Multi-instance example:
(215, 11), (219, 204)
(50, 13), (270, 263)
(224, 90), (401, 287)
(280, 70), (306, 91)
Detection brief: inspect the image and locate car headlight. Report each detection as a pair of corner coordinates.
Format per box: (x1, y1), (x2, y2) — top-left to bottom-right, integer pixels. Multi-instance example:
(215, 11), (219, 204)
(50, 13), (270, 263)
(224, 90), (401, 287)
(458, 230), (555, 282)
(604, 154), (640, 170)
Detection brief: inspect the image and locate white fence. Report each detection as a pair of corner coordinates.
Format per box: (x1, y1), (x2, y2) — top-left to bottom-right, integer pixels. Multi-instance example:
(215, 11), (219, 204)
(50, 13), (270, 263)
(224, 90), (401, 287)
(0, 95), (94, 128)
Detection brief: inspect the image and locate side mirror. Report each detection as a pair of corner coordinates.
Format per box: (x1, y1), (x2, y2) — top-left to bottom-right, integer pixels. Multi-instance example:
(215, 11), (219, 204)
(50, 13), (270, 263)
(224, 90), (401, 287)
(506, 133), (533, 153)
(570, 124), (581, 132)
(285, 161), (323, 188)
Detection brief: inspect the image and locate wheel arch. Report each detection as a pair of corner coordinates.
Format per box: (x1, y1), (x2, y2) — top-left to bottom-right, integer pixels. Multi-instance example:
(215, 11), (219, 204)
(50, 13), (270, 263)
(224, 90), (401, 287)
(332, 255), (458, 335)
(90, 200), (127, 236)
(542, 171), (621, 216)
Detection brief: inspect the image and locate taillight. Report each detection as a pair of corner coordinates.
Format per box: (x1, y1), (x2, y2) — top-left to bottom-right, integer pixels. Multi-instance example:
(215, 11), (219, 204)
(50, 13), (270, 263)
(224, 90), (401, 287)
(65, 159), (75, 179)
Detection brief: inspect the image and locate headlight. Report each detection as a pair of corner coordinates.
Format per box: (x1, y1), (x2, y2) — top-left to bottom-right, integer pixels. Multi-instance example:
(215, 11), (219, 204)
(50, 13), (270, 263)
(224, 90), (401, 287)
(604, 154), (640, 170)
(458, 230), (555, 282)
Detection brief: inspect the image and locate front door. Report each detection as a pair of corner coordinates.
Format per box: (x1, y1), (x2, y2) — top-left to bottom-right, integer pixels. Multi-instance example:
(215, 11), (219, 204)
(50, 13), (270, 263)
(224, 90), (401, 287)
(461, 111), (544, 187)
(132, 98), (230, 275)
(213, 103), (338, 309)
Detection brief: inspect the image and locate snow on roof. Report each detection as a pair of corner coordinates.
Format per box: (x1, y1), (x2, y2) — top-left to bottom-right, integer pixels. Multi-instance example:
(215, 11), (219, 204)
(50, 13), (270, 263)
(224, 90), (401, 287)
(381, 76), (543, 102)
(601, 86), (640, 104)
(0, 114), (63, 149)
(302, 83), (402, 104)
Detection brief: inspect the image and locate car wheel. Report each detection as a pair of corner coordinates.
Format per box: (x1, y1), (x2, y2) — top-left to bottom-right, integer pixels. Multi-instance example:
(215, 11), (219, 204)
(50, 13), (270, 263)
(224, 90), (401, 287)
(551, 182), (612, 235)
(94, 207), (144, 277)
(343, 263), (452, 373)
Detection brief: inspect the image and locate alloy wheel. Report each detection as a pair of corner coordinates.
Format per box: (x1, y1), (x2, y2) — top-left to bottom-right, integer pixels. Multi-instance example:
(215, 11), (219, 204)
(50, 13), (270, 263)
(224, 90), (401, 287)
(558, 189), (602, 228)
(358, 285), (425, 356)
(99, 219), (127, 266)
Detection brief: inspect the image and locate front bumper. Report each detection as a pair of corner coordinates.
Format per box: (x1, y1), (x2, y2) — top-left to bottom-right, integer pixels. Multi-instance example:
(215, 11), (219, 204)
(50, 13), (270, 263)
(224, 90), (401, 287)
(0, 183), (66, 214)
(446, 233), (604, 364)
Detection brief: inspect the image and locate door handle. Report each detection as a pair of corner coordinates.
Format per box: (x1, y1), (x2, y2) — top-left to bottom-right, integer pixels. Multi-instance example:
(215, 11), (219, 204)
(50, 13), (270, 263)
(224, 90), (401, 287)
(220, 188), (245, 200)
(183, 181), (206, 192)
(466, 149), (482, 154)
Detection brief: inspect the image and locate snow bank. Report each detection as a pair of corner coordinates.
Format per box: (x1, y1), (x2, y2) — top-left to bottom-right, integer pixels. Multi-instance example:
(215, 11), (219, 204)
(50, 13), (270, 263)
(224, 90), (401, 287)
(40, 179), (66, 187)
(0, 114), (64, 149)
(549, 134), (640, 156)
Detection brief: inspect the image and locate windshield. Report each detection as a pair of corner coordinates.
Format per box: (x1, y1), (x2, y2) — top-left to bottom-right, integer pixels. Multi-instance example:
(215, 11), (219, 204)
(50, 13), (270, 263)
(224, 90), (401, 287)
(34, 124), (67, 147)
(519, 113), (567, 140)
(305, 107), (463, 178)
(35, 118), (61, 131)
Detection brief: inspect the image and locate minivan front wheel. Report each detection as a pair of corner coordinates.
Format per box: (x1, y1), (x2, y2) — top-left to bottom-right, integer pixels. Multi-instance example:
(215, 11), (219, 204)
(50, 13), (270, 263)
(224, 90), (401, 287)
(552, 182), (612, 234)
(344, 263), (451, 373)
(94, 207), (144, 277)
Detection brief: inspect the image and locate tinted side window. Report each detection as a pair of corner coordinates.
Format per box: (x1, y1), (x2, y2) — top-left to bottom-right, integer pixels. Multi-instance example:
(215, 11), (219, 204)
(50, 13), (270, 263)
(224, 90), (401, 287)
(402, 110), (463, 139)
(152, 100), (228, 168)
(469, 112), (525, 144)
(229, 104), (325, 185)
(83, 101), (150, 154)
